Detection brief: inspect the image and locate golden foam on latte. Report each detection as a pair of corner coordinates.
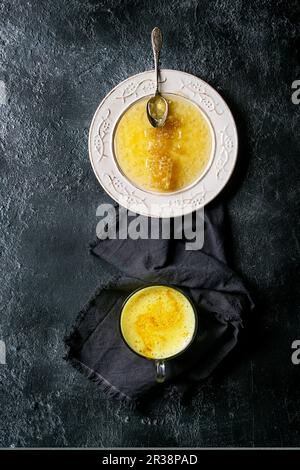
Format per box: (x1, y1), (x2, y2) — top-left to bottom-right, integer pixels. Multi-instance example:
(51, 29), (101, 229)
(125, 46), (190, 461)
(120, 286), (196, 360)
(114, 95), (213, 192)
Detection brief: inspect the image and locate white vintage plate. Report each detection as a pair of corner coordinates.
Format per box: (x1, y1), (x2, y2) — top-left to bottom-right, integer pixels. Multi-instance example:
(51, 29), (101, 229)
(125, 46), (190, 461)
(89, 69), (238, 218)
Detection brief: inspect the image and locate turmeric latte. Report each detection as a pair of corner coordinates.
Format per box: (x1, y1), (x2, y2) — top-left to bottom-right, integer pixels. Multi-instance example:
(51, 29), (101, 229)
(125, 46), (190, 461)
(120, 286), (196, 359)
(114, 95), (213, 192)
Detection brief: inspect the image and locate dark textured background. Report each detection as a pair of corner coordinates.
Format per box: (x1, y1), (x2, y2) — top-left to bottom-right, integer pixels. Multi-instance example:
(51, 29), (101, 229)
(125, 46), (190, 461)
(0, 0), (299, 447)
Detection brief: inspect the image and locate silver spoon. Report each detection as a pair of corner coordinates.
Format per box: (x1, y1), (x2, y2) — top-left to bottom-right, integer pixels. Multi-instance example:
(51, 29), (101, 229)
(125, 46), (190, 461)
(146, 27), (168, 128)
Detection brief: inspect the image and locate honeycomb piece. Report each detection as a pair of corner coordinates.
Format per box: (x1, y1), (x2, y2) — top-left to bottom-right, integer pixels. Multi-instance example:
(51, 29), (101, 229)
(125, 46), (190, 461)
(144, 117), (181, 190)
(146, 154), (173, 191)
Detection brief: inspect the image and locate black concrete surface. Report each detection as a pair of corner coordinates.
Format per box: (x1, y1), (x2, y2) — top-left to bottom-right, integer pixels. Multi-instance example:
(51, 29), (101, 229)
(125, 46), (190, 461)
(0, 0), (299, 447)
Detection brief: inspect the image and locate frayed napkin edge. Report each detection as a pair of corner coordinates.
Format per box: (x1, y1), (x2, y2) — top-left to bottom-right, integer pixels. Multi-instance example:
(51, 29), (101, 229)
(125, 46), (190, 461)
(66, 356), (137, 409)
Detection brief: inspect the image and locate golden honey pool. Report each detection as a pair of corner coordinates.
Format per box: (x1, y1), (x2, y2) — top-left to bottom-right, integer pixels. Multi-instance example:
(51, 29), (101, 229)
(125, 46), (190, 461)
(113, 94), (214, 193)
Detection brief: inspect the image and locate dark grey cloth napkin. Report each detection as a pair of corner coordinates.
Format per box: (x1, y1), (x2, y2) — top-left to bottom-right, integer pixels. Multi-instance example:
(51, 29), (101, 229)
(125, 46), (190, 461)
(65, 202), (254, 404)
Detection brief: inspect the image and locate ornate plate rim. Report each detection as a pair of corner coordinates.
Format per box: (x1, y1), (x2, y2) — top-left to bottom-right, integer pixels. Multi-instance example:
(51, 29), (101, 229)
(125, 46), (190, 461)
(88, 69), (238, 218)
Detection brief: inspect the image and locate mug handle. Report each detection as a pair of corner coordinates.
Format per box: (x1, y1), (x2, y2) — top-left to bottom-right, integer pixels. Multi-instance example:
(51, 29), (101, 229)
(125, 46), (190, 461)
(155, 360), (166, 383)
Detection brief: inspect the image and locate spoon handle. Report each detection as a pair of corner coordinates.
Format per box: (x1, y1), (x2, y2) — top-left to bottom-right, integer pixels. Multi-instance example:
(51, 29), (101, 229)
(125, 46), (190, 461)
(151, 27), (163, 94)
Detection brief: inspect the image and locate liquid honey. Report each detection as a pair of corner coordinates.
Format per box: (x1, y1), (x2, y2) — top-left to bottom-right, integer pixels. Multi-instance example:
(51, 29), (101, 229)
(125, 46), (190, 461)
(114, 95), (213, 192)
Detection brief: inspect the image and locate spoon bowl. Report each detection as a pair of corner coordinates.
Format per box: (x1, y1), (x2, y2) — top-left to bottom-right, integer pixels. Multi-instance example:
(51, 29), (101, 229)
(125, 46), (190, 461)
(146, 93), (168, 128)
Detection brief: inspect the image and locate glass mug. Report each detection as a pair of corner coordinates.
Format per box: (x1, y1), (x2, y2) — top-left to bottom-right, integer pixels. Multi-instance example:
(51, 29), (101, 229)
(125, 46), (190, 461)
(120, 285), (198, 383)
